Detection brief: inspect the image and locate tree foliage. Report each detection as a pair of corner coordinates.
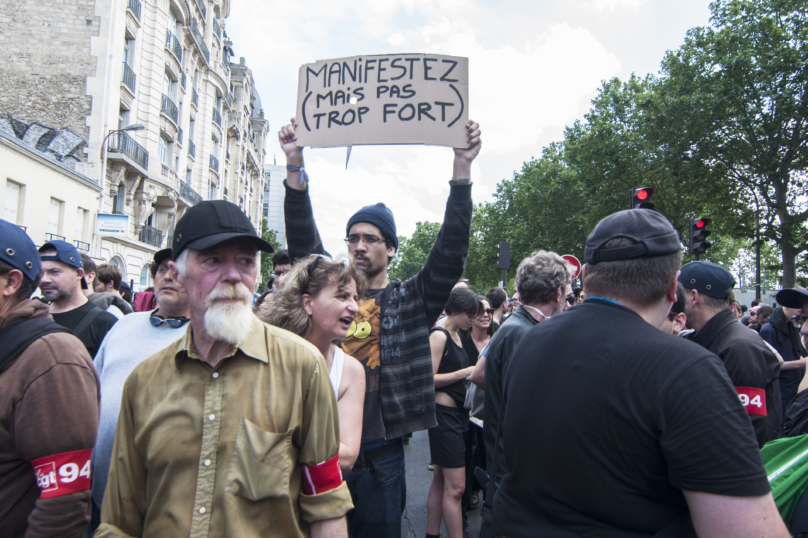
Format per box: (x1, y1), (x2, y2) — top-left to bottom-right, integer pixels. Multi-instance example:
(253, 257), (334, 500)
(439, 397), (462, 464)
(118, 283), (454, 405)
(259, 218), (283, 289)
(388, 221), (441, 282)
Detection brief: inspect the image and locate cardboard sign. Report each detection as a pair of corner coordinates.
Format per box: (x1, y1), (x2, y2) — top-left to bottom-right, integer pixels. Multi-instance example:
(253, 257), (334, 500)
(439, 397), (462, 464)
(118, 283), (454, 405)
(295, 54), (469, 149)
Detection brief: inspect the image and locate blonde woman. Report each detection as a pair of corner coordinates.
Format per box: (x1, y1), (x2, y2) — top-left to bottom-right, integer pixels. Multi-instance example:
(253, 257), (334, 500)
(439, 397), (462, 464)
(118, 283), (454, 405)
(260, 254), (367, 475)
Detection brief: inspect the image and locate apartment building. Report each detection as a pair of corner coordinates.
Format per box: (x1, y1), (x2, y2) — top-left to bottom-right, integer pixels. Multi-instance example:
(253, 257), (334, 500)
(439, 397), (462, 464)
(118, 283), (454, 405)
(0, 0), (268, 290)
(263, 163), (287, 249)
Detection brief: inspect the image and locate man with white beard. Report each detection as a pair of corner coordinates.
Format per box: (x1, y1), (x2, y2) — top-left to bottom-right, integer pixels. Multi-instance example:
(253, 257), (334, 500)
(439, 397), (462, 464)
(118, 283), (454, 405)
(96, 201), (353, 538)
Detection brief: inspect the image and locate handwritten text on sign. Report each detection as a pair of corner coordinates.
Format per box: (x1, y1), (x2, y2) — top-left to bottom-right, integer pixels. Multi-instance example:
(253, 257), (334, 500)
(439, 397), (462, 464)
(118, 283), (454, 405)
(295, 54), (469, 149)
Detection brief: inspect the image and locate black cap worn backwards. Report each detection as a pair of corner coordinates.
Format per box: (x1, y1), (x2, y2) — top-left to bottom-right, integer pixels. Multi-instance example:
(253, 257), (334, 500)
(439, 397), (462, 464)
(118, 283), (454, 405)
(172, 200), (274, 259)
(678, 261), (736, 300)
(585, 209), (681, 264)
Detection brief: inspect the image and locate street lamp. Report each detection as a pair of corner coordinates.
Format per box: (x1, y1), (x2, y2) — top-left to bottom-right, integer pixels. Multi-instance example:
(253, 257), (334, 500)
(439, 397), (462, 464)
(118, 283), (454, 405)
(95, 124), (145, 256)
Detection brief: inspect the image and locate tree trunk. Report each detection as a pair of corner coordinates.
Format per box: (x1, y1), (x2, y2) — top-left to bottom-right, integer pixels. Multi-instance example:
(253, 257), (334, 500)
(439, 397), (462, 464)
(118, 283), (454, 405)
(781, 242), (797, 289)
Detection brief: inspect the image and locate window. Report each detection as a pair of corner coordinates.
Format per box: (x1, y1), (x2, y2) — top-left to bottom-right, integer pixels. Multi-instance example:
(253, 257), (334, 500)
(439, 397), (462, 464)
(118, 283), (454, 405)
(158, 136), (169, 164)
(4, 180), (21, 223)
(163, 71), (177, 101)
(75, 208), (86, 242)
(48, 198), (63, 235)
(189, 119), (195, 140)
(208, 182), (214, 200)
(139, 265), (151, 287)
(118, 108), (130, 130)
(124, 37), (134, 66)
(186, 168), (192, 184)
(113, 184), (126, 214)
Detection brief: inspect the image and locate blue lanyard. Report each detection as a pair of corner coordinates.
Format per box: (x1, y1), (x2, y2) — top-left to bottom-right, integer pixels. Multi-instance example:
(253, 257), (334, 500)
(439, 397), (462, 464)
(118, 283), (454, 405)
(585, 296), (623, 307)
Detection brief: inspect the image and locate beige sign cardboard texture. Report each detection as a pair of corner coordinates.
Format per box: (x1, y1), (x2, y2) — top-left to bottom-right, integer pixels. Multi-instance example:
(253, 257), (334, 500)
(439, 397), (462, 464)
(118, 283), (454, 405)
(295, 54), (469, 149)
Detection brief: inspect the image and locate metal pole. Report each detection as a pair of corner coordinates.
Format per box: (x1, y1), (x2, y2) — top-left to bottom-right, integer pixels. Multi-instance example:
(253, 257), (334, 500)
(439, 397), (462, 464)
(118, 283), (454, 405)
(502, 268), (507, 290)
(755, 220), (761, 301)
(694, 254), (700, 261)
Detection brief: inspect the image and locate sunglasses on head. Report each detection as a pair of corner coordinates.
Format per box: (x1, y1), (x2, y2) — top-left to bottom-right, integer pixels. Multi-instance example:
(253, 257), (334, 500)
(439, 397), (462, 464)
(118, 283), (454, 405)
(149, 312), (190, 329)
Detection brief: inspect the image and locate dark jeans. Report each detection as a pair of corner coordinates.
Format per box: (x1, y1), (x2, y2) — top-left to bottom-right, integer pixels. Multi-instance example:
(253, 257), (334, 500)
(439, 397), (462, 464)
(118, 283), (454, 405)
(346, 441), (406, 538)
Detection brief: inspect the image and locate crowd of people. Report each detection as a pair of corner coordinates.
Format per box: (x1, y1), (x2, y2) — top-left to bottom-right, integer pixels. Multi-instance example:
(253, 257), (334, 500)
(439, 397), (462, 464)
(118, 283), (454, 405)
(2, 115), (808, 538)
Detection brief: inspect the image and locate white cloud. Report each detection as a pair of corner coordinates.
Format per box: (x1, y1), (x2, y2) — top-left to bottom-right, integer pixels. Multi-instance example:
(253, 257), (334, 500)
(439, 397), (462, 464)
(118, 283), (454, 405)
(579, 0), (644, 13)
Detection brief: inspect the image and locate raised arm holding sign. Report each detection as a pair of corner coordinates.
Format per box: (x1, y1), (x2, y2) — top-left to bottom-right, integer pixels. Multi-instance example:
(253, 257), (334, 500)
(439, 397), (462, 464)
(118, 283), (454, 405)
(278, 66), (480, 535)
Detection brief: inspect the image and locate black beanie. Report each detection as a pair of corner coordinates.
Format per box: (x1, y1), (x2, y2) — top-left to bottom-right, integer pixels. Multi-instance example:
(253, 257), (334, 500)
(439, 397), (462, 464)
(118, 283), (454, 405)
(346, 203), (398, 250)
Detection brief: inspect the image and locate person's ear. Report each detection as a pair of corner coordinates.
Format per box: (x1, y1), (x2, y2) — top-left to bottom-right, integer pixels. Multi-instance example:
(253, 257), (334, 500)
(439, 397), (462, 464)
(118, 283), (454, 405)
(581, 264), (588, 293)
(301, 294), (314, 316)
(387, 243), (396, 260)
(666, 271), (680, 304)
(674, 312), (687, 333)
(1, 269), (24, 298)
(168, 261), (187, 294)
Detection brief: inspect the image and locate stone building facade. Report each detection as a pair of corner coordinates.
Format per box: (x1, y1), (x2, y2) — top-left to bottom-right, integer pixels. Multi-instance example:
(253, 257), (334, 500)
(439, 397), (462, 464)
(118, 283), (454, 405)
(0, 0), (268, 290)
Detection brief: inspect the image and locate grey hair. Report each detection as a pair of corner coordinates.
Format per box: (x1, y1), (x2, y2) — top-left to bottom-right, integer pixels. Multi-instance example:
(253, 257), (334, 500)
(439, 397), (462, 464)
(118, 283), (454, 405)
(174, 249), (189, 277)
(516, 250), (572, 305)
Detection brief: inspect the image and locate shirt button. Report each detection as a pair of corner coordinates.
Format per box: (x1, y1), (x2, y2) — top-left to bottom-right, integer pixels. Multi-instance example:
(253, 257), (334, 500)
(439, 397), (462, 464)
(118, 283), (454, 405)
(199, 507), (206, 514)
(208, 414), (215, 421)
(204, 459), (211, 467)
(212, 372), (219, 379)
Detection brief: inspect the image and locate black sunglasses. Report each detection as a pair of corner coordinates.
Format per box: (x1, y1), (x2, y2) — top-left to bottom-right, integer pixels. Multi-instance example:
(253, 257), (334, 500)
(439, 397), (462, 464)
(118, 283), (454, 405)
(149, 312), (190, 329)
(307, 254), (330, 276)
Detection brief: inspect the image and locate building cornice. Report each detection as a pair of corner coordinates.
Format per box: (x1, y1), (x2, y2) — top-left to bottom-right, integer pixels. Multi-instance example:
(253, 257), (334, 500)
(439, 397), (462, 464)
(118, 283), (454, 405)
(0, 131), (101, 192)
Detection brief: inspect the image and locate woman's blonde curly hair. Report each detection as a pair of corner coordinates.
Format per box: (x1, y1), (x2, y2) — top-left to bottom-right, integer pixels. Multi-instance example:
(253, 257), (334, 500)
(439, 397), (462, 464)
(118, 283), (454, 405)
(258, 254), (367, 338)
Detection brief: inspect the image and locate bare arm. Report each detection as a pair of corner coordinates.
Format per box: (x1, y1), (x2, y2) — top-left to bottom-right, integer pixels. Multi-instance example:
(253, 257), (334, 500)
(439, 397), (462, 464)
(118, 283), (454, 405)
(683, 490), (789, 538)
(469, 354), (486, 390)
(337, 356), (365, 475)
(781, 357), (807, 371)
(309, 515), (348, 538)
(279, 118), (305, 189)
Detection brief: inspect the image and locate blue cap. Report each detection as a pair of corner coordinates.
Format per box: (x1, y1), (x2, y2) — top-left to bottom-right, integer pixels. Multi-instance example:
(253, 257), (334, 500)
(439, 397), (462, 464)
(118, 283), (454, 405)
(679, 261), (735, 299)
(346, 203), (398, 250)
(0, 219), (41, 281)
(39, 240), (84, 270)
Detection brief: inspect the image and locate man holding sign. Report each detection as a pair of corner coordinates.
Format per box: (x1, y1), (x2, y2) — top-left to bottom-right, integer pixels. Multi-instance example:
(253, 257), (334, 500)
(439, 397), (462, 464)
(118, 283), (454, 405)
(279, 108), (480, 537)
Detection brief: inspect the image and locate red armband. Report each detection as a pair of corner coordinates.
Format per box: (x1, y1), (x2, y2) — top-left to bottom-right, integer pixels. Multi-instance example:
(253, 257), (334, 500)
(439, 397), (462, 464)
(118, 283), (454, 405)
(32, 449), (93, 499)
(736, 387), (767, 416)
(302, 454), (342, 495)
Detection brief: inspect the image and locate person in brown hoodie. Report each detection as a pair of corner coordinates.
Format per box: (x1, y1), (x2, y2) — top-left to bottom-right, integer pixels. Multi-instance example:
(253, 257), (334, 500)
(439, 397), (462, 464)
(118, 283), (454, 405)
(0, 219), (100, 538)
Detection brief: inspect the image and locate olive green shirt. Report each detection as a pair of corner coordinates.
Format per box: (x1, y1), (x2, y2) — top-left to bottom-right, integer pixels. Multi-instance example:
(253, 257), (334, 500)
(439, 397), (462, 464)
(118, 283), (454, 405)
(96, 316), (352, 538)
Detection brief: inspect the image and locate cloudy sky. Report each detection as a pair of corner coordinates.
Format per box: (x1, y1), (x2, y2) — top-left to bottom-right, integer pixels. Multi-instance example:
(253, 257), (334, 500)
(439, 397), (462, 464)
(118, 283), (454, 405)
(226, 0), (713, 256)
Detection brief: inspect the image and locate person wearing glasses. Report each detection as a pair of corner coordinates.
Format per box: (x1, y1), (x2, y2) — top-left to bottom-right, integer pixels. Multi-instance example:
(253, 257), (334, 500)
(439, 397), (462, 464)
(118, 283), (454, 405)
(278, 118), (481, 537)
(88, 247), (191, 534)
(260, 254), (367, 476)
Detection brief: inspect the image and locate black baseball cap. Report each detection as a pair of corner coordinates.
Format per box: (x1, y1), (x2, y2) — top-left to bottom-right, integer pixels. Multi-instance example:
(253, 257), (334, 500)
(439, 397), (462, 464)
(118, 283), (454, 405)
(153, 248), (173, 268)
(0, 219), (41, 281)
(777, 288), (808, 309)
(585, 210), (681, 264)
(172, 200), (274, 259)
(678, 261), (736, 299)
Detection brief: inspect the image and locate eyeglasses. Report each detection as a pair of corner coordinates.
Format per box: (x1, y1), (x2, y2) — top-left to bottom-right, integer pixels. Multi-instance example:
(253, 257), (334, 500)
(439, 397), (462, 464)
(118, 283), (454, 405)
(485, 308), (494, 314)
(344, 234), (386, 246)
(307, 254), (329, 276)
(149, 312), (190, 329)
(566, 296), (575, 305)
(274, 269), (290, 277)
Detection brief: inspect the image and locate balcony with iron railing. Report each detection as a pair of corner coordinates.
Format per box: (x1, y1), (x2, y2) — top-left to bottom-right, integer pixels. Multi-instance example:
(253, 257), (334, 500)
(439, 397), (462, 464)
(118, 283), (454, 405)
(166, 29), (182, 62)
(190, 19), (210, 64)
(193, 0), (206, 21)
(121, 62), (136, 92)
(212, 107), (222, 127)
(188, 139), (196, 158)
(161, 94), (179, 124)
(180, 181), (203, 205)
(210, 154), (219, 172)
(45, 233), (66, 243)
(107, 131), (148, 170)
(139, 225), (163, 248)
(213, 18), (221, 39)
(73, 240), (91, 252)
(191, 87), (199, 107)
(127, 0), (141, 20)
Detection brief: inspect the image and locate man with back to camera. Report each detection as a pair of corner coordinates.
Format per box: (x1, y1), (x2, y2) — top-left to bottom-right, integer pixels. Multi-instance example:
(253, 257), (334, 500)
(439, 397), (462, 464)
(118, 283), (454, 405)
(278, 117), (481, 537)
(96, 200), (352, 538)
(679, 261), (782, 446)
(38, 241), (118, 358)
(485, 287), (508, 330)
(271, 249), (292, 289)
(0, 220), (100, 538)
(470, 250), (571, 538)
(491, 209), (788, 538)
(88, 248), (190, 534)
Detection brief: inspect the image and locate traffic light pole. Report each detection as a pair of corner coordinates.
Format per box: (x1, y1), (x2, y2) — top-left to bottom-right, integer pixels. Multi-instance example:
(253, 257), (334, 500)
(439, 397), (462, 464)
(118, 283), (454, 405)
(502, 268), (507, 290)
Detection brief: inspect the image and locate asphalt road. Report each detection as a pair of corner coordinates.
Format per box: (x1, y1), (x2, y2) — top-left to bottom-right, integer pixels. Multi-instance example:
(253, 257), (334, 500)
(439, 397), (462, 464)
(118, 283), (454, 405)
(402, 430), (483, 538)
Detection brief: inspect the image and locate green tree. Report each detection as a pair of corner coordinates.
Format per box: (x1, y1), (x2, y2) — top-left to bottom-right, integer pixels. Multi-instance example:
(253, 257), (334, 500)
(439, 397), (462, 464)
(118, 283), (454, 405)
(259, 218), (282, 289)
(659, 0), (808, 286)
(387, 221), (441, 282)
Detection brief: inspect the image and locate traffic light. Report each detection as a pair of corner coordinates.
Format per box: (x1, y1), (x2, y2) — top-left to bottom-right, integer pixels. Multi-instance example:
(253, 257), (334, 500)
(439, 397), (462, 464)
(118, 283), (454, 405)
(689, 218), (712, 259)
(630, 187), (656, 210)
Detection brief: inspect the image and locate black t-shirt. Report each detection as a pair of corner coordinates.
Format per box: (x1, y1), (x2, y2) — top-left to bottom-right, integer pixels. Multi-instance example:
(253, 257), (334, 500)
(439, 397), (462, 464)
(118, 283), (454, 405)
(491, 298), (770, 538)
(432, 327), (468, 407)
(51, 301), (118, 358)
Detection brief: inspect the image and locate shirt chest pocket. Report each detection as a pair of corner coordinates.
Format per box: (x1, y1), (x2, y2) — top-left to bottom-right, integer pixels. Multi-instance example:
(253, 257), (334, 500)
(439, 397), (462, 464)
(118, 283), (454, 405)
(225, 418), (296, 501)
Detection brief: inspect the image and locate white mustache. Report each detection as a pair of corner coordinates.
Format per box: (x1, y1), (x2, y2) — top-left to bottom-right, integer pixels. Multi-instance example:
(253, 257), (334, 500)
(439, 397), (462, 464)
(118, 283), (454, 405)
(206, 283), (252, 307)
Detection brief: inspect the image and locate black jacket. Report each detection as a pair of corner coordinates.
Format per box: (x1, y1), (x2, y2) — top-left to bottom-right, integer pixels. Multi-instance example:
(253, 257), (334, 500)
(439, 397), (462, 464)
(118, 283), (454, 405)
(690, 308), (782, 446)
(760, 307), (808, 395)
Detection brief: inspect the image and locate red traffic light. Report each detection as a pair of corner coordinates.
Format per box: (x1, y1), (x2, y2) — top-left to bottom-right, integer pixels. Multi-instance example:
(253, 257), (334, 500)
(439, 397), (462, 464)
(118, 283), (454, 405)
(637, 189), (649, 200)
(696, 220), (704, 228)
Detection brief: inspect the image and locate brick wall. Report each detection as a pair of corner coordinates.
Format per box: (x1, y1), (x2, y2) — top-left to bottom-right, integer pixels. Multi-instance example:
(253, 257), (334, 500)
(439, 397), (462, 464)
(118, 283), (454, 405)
(0, 0), (99, 139)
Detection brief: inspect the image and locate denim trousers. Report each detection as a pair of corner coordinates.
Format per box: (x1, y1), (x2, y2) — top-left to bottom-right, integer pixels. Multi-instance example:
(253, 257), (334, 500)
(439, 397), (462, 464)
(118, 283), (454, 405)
(346, 443), (407, 538)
